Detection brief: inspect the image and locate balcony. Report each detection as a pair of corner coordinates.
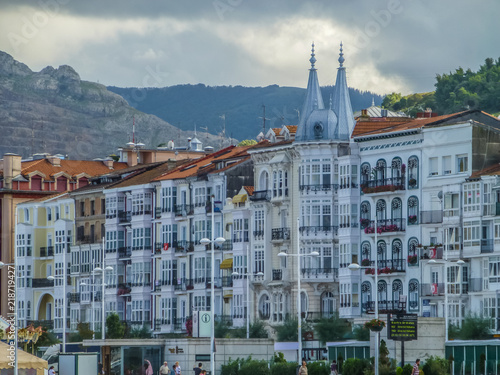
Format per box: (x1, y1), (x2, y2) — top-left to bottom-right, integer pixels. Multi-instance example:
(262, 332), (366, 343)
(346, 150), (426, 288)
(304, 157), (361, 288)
(361, 177), (405, 194)
(468, 278), (484, 292)
(419, 246), (443, 260)
(69, 293), (80, 303)
(39, 246), (54, 257)
(175, 204), (194, 216)
(363, 259), (406, 274)
(118, 211), (131, 223)
(206, 277), (222, 289)
(301, 268), (338, 279)
(173, 317), (187, 332)
(272, 269), (282, 281)
(205, 201), (223, 213)
(299, 184), (339, 193)
(249, 190), (271, 201)
(362, 300), (405, 314)
(421, 283), (445, 296)
(32, 278), (54, 288)
(175, 240), (194, 253)
(118, 247), (132, 258)
(299, 226), (338, 236)
(420, 210), (443, 224)
(339, 182), (359, 190)
(272, 228), (291, 241)
(363, 218), (405, 234)
(222, 276), (233, 287)
(221, 240), (233, 251)
(481, 239), (494, 253)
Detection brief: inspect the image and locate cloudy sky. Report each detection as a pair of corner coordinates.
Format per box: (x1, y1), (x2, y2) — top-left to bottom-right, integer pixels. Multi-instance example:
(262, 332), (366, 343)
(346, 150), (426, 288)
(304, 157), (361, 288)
(0, 0), (497, 95)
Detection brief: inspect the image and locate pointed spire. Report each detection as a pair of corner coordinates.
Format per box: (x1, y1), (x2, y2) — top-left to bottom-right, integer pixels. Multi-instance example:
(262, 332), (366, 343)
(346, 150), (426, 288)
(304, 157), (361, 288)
(332, 42), (355, 140)
(310, 42), (317, 69)
(295, 43), (325, 141)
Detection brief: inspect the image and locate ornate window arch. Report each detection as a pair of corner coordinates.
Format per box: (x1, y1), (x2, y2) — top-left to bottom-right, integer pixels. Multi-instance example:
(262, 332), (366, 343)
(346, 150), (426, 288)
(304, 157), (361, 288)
(300, 291), (309, 316)
(360, 201), (371, 228)
(392, 279), (403, 304)
(408, 196), (419, 225)
(376, 199), (387, 221)
(408, 237), (419, 257)
(361, 163), (371, 185)
(321, 291), (336, 317)
(377, 240), (387, 264)
(408, 156), (419, 189)
(361, 242), (371, 265)
(378, 280), (388, 309)
(259, 170), (269, 191)
(391, 197), (402, 220)
(391, 157), (402, 179)
(258, 293), (270, 320)
(409, 279), (419, 310)
(376, 159), (386, 181)
(392, 239), (403, 259)
(361, 281), (372, 312)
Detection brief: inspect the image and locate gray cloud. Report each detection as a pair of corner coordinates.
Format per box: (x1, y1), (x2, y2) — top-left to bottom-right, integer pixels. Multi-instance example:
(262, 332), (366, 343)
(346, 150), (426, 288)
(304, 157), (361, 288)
(0, 0), (498, 95)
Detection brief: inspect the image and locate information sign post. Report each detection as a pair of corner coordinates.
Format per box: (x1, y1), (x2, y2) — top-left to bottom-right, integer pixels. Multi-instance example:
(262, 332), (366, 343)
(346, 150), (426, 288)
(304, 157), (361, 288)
(387, 313), (418, 366)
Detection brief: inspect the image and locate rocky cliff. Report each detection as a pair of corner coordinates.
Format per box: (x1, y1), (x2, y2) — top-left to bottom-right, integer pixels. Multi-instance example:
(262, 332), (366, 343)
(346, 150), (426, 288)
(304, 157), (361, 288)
(0, 51), (221, 159)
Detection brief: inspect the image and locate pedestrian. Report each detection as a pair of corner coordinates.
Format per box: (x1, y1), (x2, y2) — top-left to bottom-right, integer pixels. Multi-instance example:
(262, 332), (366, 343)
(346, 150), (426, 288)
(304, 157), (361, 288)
(299, 360), (308, 375)
(412, 359), (420, 375)
(193, 363), (203, 375)
(175, 362), (182, 375)
(330, 360), (337, 375)
(48, 366), (56, 375)
(173, 365), (177, 375)
(160, 361), (170, 375)
(98, 361), (104, 375)
(144, 359), (153, 375)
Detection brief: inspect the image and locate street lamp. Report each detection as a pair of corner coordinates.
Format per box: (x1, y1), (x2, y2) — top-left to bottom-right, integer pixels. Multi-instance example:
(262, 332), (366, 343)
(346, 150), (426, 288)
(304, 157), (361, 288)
(231, 271), (264, 339)
(47, 274), (68, 353)
(428, 258), (465, 341)
(93, 266), (113, 340)
(348, 218), (379, 375)
(200, 195), (226, 375)
(278, 217), (319, 365)
(0, 261), (17, 374)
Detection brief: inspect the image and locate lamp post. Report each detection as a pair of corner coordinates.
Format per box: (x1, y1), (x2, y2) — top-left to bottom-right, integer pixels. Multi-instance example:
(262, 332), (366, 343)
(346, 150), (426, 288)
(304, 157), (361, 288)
(94, 266), (113, 340)
(231, 271), (264, 338)
(0, 261), (17, 374)
(200, 195), (226, 375)
(348, 218), (379, 375)
(278, 217), (319, 365)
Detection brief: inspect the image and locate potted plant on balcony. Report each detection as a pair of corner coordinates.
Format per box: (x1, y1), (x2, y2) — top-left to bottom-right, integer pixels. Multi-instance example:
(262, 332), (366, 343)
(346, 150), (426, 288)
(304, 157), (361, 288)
(364, 318), (386, 332)
(407, 254), (418, 265)
(360, 218), (370, 229)
(408, 178), (417, 188)
(361, 258), (371, 267)
(408, 215), (417, 224)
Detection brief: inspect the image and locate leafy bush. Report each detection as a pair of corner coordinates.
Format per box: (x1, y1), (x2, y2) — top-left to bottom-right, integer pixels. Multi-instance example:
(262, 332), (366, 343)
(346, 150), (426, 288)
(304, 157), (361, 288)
(250, 320), (269, 338)
(353, 325), (370, 341)
(275, 318), (298, 342)
(273, 353), (287, 364)
(402, 363), (413, 375)
(342, 358), (371, 375)
(221, 357), (270, 375)
(270, 362), (297, 375)
(422, 356), (448, 375)
(308, 362), (329, 375)
(106, 313), (125, 339)
(314, 313), (351, 343)
(396, 367), (403, 375)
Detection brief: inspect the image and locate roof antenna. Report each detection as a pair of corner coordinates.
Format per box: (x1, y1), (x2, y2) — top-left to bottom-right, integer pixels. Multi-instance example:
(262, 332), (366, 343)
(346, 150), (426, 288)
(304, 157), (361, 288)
(258, 104), (271, 133)
(132, 116), (136, 144)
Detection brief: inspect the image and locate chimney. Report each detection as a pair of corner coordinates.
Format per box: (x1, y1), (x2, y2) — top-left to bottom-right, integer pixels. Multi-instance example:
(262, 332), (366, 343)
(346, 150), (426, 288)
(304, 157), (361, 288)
(3, 153), (22, 189)
(361, 109), (368, 117)
(381, 109), (388, 118)
(102, 158), (114, 169)
(187, 137), (192, 150)
(48, 156), (61, 166)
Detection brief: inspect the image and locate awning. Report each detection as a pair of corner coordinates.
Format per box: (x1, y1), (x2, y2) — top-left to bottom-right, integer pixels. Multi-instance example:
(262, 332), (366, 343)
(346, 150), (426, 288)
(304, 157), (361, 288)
(223, 294), (233, 298)
(219, 258), (233, 269)
(232, 194), (247, 204)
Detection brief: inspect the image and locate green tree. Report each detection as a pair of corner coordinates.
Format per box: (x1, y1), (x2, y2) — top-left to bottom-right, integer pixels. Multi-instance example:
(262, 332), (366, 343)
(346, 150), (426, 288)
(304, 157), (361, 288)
(314, 313), (351, 343)
(215, 320), (232, 338)
(451, 313), (492, 340)
(341, 358), (371, 375)
(77, 322), (94, 340)
(249, 320), (269, 338)
(352, 324), (370, 341)
(128, 324), (152, 338)
(274, 317), (312, 342)
(238, 139), (258, 146)
(106, 312), (125, 339)
(421, 356), (448, 375)
(308, 362), (329, 375)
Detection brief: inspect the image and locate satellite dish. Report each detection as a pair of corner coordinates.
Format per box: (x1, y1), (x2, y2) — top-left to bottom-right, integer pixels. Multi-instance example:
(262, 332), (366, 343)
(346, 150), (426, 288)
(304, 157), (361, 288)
(437, 191), (443, 200)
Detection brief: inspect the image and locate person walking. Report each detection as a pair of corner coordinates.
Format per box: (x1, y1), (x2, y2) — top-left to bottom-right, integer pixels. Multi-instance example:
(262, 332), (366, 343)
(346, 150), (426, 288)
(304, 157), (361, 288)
(48, 366), (56, 375)
(144, 360), (153, 375)
(160, 361), (170, 375)
(412, 359), (420, 375)
(299, 361), (308, 375)
(330, 360), (337, 375)
(193, 363), (203, 375)
(175, 362), (182, 375)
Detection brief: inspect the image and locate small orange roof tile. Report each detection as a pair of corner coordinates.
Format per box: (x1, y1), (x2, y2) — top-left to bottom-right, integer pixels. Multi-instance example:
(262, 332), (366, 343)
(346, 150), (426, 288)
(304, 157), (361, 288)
(469, 163), (500, 179)
(243, 186), (254, 196)
(285, 125), (297, 134)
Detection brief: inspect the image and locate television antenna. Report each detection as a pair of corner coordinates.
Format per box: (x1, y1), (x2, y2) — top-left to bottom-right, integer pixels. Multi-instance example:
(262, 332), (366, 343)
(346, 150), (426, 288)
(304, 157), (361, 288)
(258, 104), (271, 133)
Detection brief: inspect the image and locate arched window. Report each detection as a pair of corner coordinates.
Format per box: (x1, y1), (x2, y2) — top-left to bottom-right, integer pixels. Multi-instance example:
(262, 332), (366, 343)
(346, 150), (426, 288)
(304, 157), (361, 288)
(391, 157), (402, 178)
(409, 279), (419, 310)
(300, 291), (308, 316)
(392, 279), (403, 307)
(376, 159), (386, 182)
(361, 242), (371, 266)
(377, 240), (387, 267)
(391, 198), (402, 220)
(321, 292), (336, 317)
(392, 239), (403, 271)
(360, 201), (371, 229)
(360, 163), (371, 185)
(361, 282), (372, 312)
(408, 196), (419, 225)
(408, 156), (419, 189)
(259, 171), (269, 191)
(408, 237), (419, 267)
(376, 199), (386, 221)
(259, 294), (270, 319)
(378, 280), (388, 310)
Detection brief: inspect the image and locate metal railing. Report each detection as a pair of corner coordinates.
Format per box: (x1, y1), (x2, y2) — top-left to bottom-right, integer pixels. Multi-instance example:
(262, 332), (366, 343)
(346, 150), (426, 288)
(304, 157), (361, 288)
(481, 239), (494, 253)
(362, 300), (406, 313)
(272, 228), (291, 241)
(364, 218), (406, 233)
(175, 204), (194, 216)
(32, 278), (54, 288)
(118, 211), (131, 223)
(301, 268), (339, 279)
(299, 184), (339, 193)
(299, 226), (338, 235)
(272, 269), (282, 281)
(118, 247), (132, 258)
(421, 283), (445, 296)
(360, 176), (405, 193)
(249, 190), (271, 201)
(364, 259), (406, 273)
(40, 246), (54, 257)
(420, 210), (443, 224)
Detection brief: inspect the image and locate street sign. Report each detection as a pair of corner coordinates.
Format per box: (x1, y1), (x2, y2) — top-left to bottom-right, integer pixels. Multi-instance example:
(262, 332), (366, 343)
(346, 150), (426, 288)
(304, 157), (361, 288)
(199, 311), (211, 337)
(387, 313), (418, 341)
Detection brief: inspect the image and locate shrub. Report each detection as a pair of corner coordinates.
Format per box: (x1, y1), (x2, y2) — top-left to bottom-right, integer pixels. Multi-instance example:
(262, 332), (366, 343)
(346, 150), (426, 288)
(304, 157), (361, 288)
(353, 325), (370, 341)
(240, 359), (270, 375)
(314, 313), (351, 343)
(342, 358), (371, 375)
(271, 362), (296, 375)
(402, 364), (413, 375)
(396, 367), (403, 375)
(422, 356), (448, 375)
(308, 362), (329, 375)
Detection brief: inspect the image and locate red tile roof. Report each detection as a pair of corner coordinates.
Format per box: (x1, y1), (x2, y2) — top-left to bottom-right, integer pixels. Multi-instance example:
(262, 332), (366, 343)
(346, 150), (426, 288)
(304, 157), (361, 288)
(243, 186), (254, 196)
(469, 163), (500, 179)
(285, 125), (297, 134)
